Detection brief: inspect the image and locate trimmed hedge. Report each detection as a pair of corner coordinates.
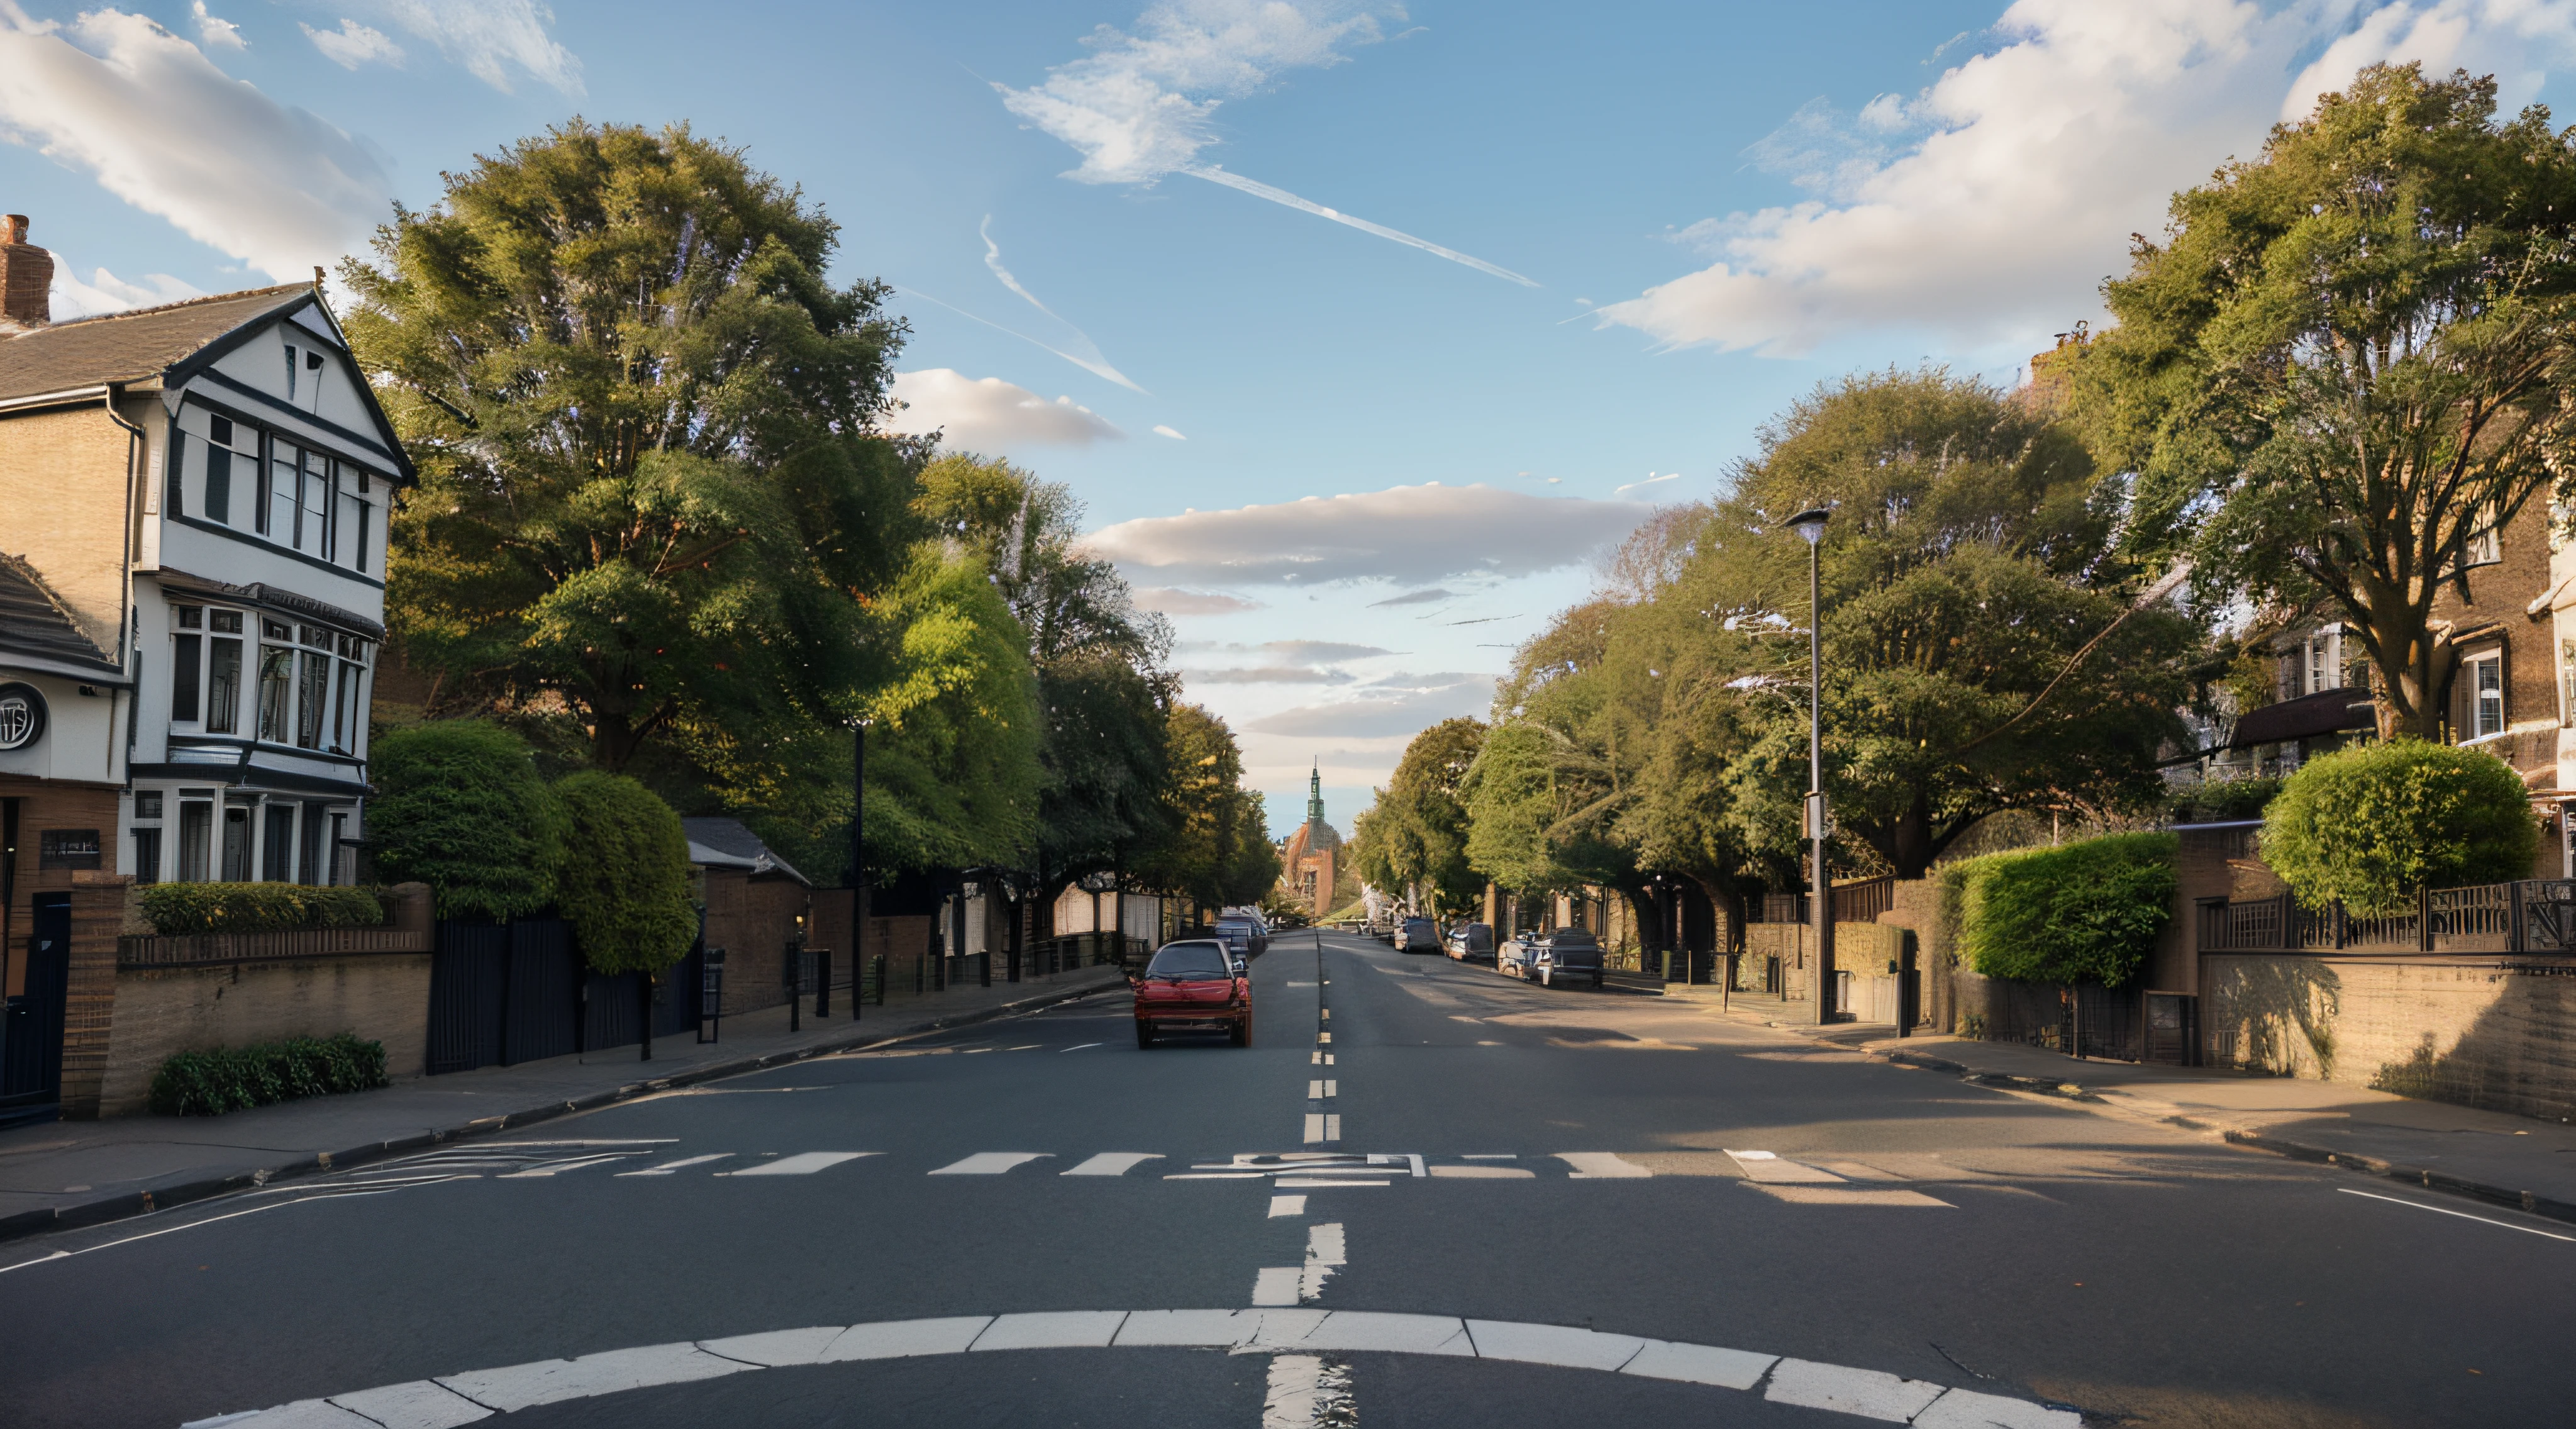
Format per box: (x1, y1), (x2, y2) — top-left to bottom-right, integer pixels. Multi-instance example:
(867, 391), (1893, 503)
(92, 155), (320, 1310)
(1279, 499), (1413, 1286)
(370, 721), (560, 921)
(148, 1033), (389, 1116)
(550, 770), (697, 975)
(138, 882), (384, 936)
(1946, 831), (2177, 988)
(2262, 738), (2538, 915)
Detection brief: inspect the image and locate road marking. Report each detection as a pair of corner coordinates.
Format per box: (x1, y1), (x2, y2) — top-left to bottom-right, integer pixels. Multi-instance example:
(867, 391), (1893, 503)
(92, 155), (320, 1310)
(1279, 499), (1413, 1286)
(1262, 1354), (1353, 1428)
(1060, 1043), (1103, 1052)
(616, 1154), (735, 1177)
(1462, 1154), (1515, 1160)
(1306, 1223), (1346, 1266)
(1252, 1268), (1303, 1306)
(1726, 1150), (1845, 1185)
(187, 1309), (2078, 1428)
(1751, 1185), (1953, 1208)
(928, 1152), (1052, 1176)
(1269, 1195), (1307, 1218)
(2338, 1187), (2576, 1242)
(1274, 1179), (1389, 1189)
(1062, 1153), (1162, 1177)
(1317, 1032), (1331, 1045)
(1556, 1153), (1652, 1179)
(1303, 1115), (1326, 1144)
(1167, 1172), (1269, 1180)
(1306, 1080), (1338, 1098)
(1324, 1115), (1340, 1140)
(497, 1151), (650, 1179)
(1430, 1165), (1534, 1179)
(723, 1152), (876, 1177)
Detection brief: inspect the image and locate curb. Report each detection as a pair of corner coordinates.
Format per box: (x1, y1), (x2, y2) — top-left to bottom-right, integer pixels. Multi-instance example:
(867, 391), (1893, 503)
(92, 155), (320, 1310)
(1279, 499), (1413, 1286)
(1706, 1006), (2576, 1230)
(0, 970), (1123, 1248)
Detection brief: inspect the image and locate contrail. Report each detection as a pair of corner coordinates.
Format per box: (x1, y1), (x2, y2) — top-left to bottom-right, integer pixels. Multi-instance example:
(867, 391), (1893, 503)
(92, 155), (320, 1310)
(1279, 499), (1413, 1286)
(1614, 472), (1682, 495)
(891, 284), (1150, 396)
(1182, 166), (1540, 288)
(977, 217), (1146, 392)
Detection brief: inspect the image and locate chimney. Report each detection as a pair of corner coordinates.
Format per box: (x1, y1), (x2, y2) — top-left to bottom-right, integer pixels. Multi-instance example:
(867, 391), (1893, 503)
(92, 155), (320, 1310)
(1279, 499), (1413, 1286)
(1, 215), (53, 329)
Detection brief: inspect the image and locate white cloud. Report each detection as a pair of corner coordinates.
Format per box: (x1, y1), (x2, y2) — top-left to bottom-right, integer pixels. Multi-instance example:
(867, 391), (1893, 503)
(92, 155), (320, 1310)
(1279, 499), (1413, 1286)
(1081, 482), (1652, 588)
(997, 0), (1533, 285)
(1133, 586), (1263, 614)
(1153, 424), (1187, 440)
(1185, 640), (1394, 661)
(0, 8), (394, 283)
(886, 369), (1123, 449)
(302, 19), (402, 69)
(191, 1), (243, 49)
(375, 0), (582, 95)
(1185, 665), (1355, 685)
(1597, 0), (2576, 358)
(47, 261), (203, 318)
(1244, 673), (1494, 737)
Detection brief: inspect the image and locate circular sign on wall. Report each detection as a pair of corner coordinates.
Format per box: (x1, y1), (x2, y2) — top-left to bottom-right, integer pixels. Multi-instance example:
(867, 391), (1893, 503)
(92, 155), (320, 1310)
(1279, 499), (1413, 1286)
(0, 682), (47, 751)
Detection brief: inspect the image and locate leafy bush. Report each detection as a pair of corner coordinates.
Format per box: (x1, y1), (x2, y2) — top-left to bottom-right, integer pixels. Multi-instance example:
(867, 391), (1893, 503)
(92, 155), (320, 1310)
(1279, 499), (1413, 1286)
(139, 883), (383, 935)
(2168, 775), (2282, 823)
(1948, 832), (2177, 987)
(550, 771), (697, 975)
(149, 1033), (389, 1116)
(2262, 738), (2538, 914)
(370, 721), (560, 921)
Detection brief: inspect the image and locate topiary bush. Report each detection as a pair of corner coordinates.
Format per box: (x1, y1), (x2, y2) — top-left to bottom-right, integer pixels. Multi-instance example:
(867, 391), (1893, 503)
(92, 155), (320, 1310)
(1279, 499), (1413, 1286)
(1949, 831), (2178, 987)
(2262, 738), (2538, 914)
(369, 721), (560, 921)
(549, 771), (697, 975)
(149, 1033), (389, 1116)
(139, 883), (384, 935)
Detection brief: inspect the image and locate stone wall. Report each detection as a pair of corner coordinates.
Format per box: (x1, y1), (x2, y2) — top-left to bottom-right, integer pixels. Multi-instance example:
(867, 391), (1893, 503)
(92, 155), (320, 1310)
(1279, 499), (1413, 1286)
(2202, 954), (2576, 1122)
(96, 952), (433, 1116)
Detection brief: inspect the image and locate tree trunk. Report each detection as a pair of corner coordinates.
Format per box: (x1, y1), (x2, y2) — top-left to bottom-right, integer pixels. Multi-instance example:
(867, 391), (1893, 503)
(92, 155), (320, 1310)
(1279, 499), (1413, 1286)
(1889, 794), (1937, 880)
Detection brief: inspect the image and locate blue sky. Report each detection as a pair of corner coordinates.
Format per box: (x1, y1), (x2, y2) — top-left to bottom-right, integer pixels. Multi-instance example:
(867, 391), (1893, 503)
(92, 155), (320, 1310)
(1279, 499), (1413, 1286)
(8, 0), (2574, 835)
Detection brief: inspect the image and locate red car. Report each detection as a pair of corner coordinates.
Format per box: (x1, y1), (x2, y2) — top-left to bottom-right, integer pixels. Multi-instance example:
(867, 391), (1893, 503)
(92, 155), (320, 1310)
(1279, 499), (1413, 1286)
(1133, 939), (1252, 1048)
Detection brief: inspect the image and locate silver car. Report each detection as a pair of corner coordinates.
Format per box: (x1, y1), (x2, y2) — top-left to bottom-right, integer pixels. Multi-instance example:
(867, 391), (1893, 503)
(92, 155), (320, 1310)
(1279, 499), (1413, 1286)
(1499, 928), (1604, 989)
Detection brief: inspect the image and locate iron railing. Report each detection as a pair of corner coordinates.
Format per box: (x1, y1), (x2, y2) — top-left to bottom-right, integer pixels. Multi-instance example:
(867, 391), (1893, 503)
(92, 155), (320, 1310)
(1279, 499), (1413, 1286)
(2198, 879), (2576, 955)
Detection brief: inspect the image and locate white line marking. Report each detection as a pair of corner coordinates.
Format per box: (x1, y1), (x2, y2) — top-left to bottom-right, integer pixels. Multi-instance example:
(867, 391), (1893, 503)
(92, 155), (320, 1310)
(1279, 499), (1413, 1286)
(1752, 1185), (1953, 1208)
(330, 1379), (492, 1426)
(2337, 1187), (2576, 1241)
(1262, 1354), (1353, 1428)
(1165, 1172), (1269, 1180)
(811, 1317), (994, 1362)
(437, 1342), (750, 1411)
(1725, 1150), (1843, 1184)
(1621, 1339), (1777, 1389)
(1467, 1319), (1642, 1371)
(1299, 1311), (1474, 1355)
(1269, 1195), (1307, 1218)
(1324, 1115), (1341, 1140)
(1251, 1269), (1303, 1306)
(616, 1154), (735, 1177)
(1306, 1223), (1346, 1267)
(1060, 1043), (1104, 1053)
(1062, 1153), (1162, 1177)
(1556, 1153), (1652, 1179)
(1462, 1154), (1516, 1160)
(1274, 1179), (1389, 1189)
(723, 1152), (876, 1177)
(970, 1311), (1130, 1350)
(1763, 1357), (1946, 1421)
(1309, 1052), (1322, 1065)
(1302, 1115), (1326, 1145)
(497, 1152), (647, 1179)
(1428, 1165), (1533, 1179)
(927, 1152), (1052, 1176)
(1914, 1386), (2085, 1427)
(1, 1189), (408, 1275)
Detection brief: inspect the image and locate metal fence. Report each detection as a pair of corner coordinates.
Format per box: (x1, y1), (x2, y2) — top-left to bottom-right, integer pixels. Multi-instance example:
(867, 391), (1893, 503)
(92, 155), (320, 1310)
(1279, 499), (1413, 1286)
(2198, 879), (2576, 955)
(428, 918), (701, 1074)
(1959, 980), (2143, 1062)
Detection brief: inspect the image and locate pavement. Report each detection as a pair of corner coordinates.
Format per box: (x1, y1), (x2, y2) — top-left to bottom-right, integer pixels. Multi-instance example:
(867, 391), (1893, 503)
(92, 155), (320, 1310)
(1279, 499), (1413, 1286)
(6, 931), (2572, 1428)
(0, 962), (1126, 1242)
(1686, 987), (2576, 1224)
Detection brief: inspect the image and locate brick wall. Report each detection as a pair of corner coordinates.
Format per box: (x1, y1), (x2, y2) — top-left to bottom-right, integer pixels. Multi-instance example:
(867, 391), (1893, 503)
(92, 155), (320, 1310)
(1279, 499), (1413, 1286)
(699, 870), (810, 1014)
(0, 404), (133, 653)
(57, 871), (129, 1117)
(2202, 954), (2576, 1121)
(95, 953), (433, 1116)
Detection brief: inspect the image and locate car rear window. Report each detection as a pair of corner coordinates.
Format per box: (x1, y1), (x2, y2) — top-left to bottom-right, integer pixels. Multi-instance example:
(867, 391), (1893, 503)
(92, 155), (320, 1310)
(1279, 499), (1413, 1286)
(1146, 942), (1231, 978)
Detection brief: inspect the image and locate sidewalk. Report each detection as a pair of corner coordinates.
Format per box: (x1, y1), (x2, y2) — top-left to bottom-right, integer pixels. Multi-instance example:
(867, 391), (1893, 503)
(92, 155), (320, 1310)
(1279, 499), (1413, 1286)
(0, 965), (1126, 1244)
(1677, 987), (2576, 1225)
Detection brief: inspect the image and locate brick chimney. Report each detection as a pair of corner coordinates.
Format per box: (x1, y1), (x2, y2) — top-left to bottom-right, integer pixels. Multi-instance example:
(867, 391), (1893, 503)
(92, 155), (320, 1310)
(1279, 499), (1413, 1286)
(1, 215), (54, 329)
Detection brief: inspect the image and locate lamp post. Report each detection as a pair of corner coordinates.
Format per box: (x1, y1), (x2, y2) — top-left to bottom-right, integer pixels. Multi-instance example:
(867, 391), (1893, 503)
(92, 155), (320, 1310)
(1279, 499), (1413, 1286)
(1783, 506), (1834, 1025)
(848, 716), (871, 1020)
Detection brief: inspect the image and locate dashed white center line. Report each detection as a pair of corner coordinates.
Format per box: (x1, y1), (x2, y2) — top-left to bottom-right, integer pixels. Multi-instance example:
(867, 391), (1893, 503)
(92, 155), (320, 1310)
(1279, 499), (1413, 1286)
(1556, 1153), (1652, 1180)
(928, 1152), (1053, 1176)
(1269, 1195), (1307, 1218)
(721, 1152), (877, 1177)
(614, 1154), (735, 1177)
(1062, 1153), (1162, 1177)
(1060, 1043), (1104, 1053)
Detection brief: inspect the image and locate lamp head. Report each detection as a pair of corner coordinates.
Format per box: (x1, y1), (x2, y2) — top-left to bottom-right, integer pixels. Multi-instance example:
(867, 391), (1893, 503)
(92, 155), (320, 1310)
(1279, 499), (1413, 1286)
(1784, 506), (1831, 545)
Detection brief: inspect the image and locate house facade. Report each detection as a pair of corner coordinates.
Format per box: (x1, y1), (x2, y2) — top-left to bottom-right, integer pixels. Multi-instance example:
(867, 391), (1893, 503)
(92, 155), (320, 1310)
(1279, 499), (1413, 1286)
(0, 220), (411, 979)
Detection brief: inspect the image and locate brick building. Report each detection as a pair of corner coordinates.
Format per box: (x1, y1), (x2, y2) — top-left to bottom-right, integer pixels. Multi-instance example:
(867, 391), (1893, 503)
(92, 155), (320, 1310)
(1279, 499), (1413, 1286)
(1277, 764), (1341, 918)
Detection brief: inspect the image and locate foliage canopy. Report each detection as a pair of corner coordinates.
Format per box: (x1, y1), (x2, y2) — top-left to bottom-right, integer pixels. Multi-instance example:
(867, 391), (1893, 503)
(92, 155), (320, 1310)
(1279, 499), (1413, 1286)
(2262, 739), (2537, 913)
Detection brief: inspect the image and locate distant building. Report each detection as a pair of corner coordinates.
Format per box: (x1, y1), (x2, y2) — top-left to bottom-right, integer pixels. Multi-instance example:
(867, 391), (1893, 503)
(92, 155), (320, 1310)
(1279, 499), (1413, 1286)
(1278, 764), (1341, 917)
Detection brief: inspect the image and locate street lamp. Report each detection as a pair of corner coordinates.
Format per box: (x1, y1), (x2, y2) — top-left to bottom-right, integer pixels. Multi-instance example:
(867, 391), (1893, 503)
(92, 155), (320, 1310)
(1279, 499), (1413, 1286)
(848, 716), (872, 1020)
(1782, 505), (1835, 1025)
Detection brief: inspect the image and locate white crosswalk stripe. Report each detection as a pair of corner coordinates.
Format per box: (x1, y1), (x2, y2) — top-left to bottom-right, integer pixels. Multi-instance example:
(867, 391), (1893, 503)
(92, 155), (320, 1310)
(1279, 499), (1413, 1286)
(929, 1152), (1052, 1176)
(616, 1154), (735, 1177)
(1062, 1153), (1161, 1177)
(722, 1152), (876, 1177)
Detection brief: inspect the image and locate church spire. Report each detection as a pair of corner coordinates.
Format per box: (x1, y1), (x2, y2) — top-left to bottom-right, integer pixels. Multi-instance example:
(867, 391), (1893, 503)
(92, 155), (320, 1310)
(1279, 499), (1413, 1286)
(1308, 761), (1325, 825)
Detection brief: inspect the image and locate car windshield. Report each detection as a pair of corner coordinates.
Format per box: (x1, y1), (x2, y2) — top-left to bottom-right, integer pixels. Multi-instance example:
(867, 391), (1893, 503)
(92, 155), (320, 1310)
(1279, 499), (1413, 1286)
(1145, 943), (1232, 979)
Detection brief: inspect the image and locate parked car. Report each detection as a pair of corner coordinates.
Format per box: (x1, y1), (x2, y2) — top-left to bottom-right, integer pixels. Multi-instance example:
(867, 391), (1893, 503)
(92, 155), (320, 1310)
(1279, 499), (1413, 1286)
(1131, 939), (1252, 1047)
(1444, 922), (1496, 962)
(1499, 928), (1604, 989)
(1213, 913), (1270, 960)
(1397, 916), (1442, 955)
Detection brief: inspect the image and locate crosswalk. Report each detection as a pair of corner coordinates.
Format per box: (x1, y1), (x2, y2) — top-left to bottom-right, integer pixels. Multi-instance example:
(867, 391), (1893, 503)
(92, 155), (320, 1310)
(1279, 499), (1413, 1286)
(324, 1141), (1951, 1201)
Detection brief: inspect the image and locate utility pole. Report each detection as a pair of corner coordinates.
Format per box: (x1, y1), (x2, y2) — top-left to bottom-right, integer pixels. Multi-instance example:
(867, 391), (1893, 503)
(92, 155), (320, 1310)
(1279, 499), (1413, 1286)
(1785, 506), (1835, 1025)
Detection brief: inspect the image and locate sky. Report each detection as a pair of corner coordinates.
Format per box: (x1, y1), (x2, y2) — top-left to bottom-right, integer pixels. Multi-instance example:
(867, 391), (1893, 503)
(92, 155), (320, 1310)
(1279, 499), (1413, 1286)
(8, 0), (2576, 836)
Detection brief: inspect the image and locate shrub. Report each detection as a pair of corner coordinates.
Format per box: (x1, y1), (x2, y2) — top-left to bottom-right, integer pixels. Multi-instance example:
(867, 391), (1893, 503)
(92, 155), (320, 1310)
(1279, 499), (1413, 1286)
(139, 883), (383, 936)
(1949, 831), (2177, 987)
(370, 721), (560, 921)
(2168, 775), (2282, 823)
(148, 1033), (389, 1116)
(550, 771), (697, 975)
(2262, 738), (2538, 914)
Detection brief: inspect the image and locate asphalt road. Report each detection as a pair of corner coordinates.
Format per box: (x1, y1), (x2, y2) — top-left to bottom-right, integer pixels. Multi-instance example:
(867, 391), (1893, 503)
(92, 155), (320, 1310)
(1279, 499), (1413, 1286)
(3, 930), (2570, 1428)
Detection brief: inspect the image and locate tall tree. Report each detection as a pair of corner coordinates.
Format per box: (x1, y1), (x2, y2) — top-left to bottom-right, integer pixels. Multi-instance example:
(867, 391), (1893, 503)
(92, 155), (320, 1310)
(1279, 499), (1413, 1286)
(1349, 718), (1486, 919)
(1145, 704), (1274, 911)
(346, 121), (918, 779)
(2075, 64), (2576, 738)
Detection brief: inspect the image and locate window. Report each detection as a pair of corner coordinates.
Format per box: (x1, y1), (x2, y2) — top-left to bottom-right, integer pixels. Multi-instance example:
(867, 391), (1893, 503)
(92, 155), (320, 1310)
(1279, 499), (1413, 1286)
(297, 802), (326, 887)
(171, 632), (201, 722)
(299, 448), (330, 557)
(136, 791), (164, 821)
(297, 647), (331, 750)
(2463, 523), (2502, 569)
(335, 467), (367, 572)
(2460, 648), (2506, 740)
(262, 803), (296, 882)
(257, 625), (294, 743)
(177, 801), (213, 882)
(132, 828), (162, 886)
(207, 620), (243, 734)
(284, 343), (298, 403)
(202, 414), (257, 526)
(265, 439), (297, 538)
(2563, 637), (2576, 730)
(221, 805), (252, 881)
(333, 654), (365, 754)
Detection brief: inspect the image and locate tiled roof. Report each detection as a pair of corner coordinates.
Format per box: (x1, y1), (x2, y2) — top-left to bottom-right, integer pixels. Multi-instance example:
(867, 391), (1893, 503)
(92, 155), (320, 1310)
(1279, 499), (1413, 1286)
(681, 816), (810, 885)
(0, 284), (312, 403)
(0, 553), (116, 674)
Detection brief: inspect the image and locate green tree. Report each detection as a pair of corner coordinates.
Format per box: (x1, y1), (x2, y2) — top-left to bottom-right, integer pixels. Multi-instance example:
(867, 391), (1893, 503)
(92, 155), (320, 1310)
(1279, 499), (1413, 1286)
(345, 120), (919, 781)
(369, 721), (560, 920)
(1145, 704), (1274, 911)
(549, 771), (697, 974)
(2075, 64), (2576, 738)
(2262, 739), (2537, 913)
(860, 547), (1045, 875)
(1349, 718), (1486, 920)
